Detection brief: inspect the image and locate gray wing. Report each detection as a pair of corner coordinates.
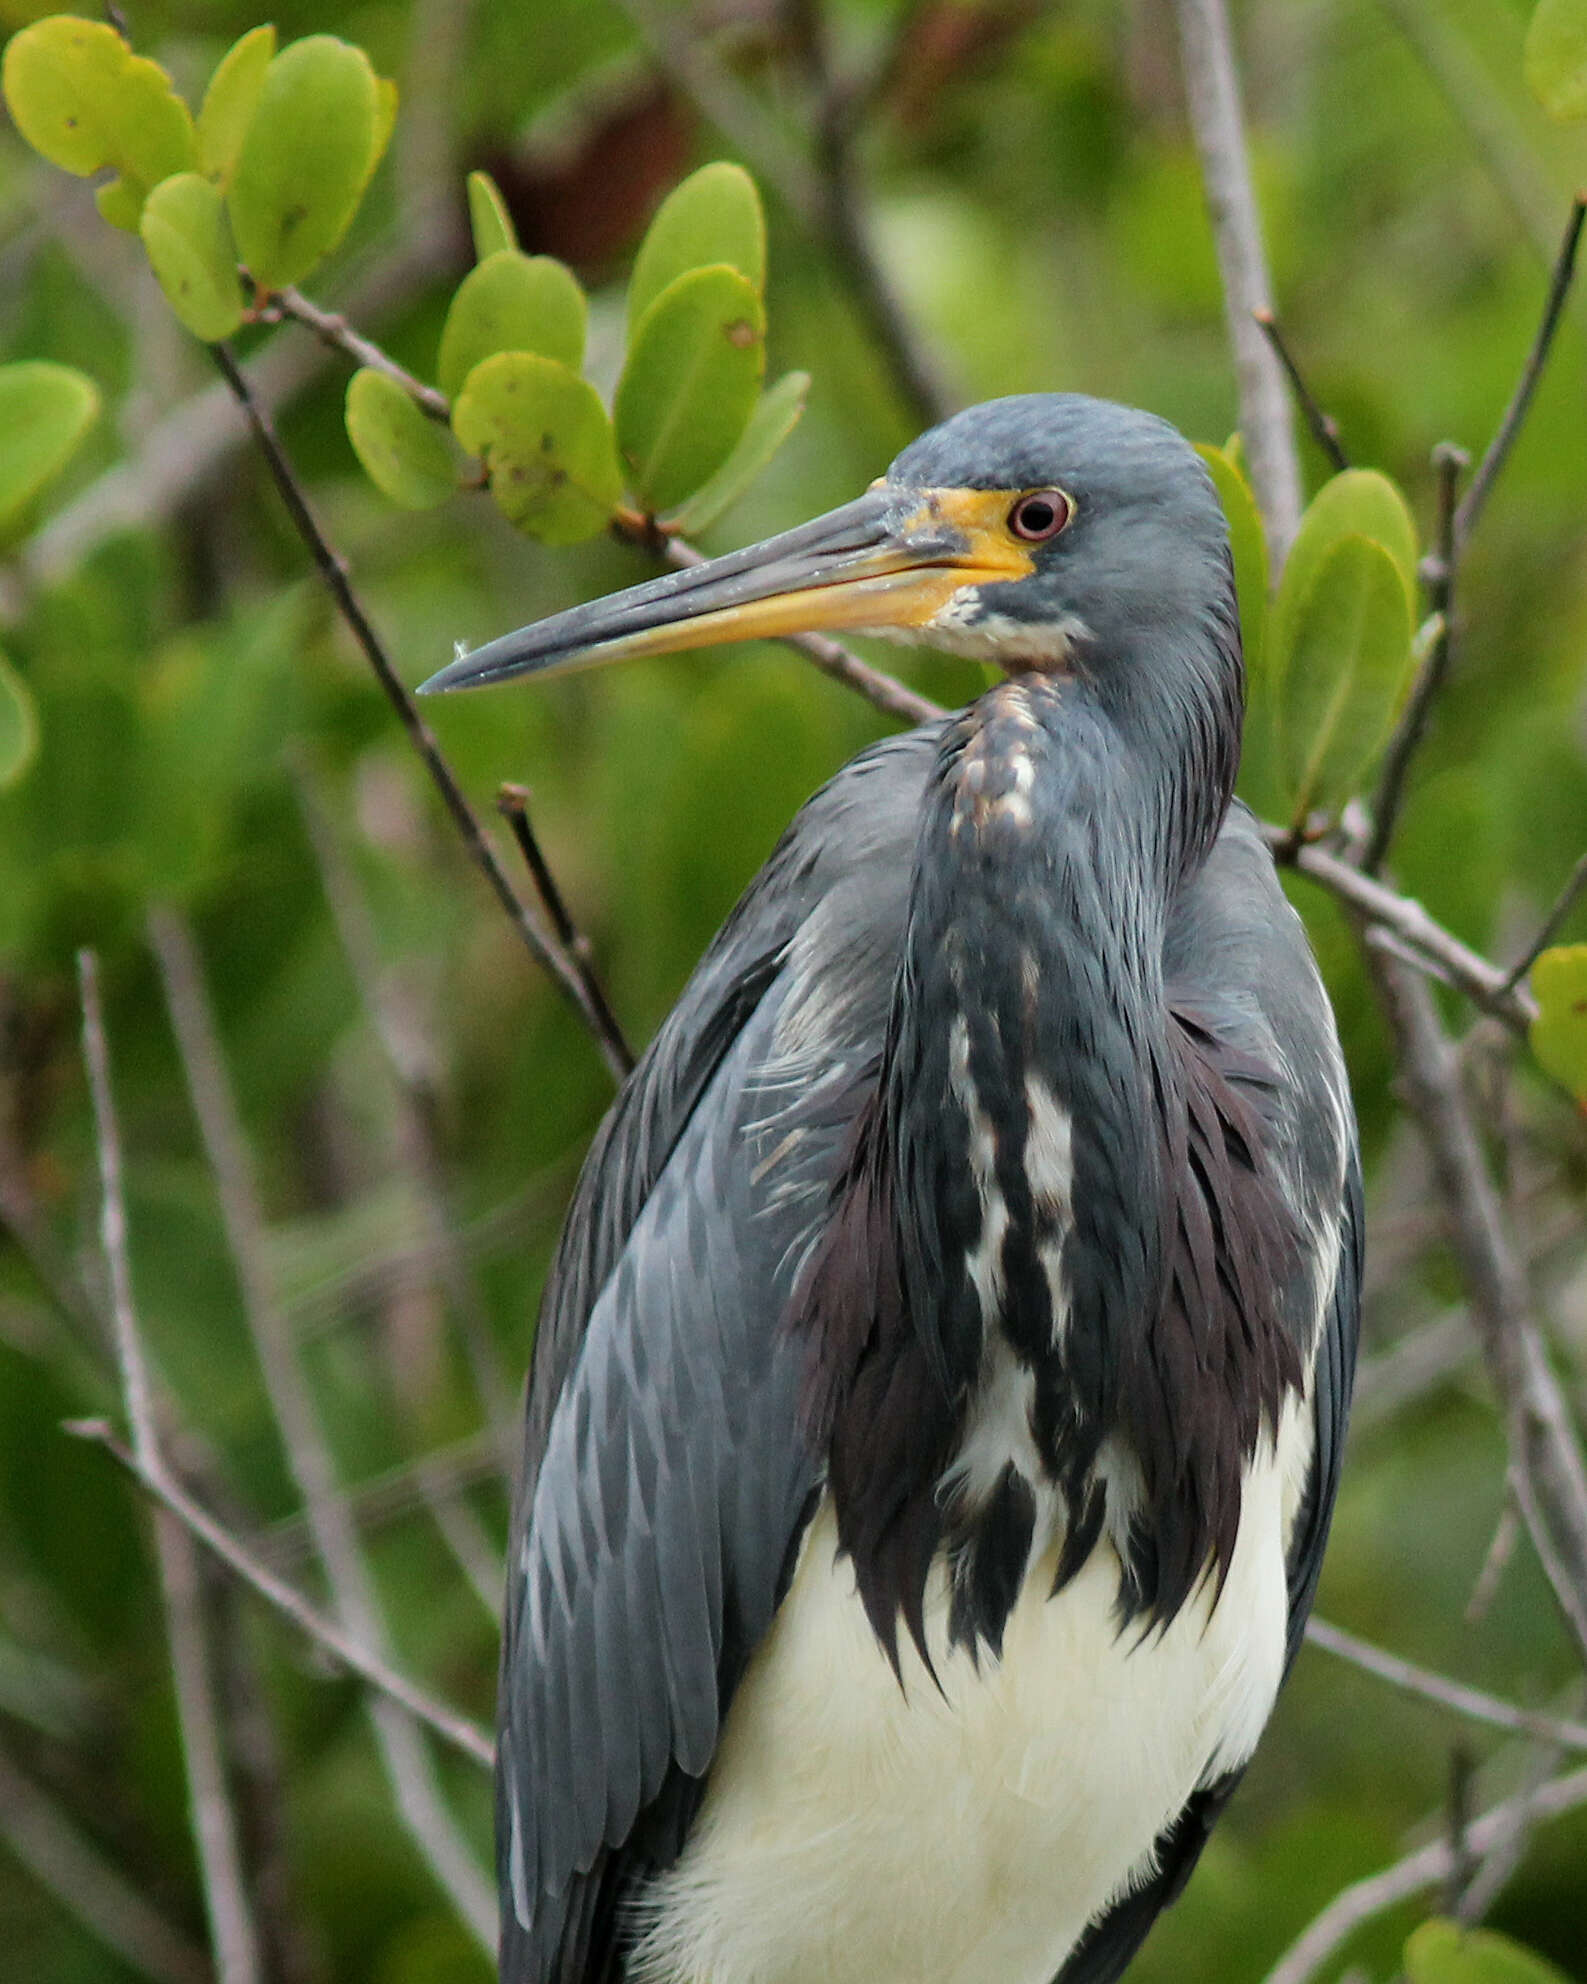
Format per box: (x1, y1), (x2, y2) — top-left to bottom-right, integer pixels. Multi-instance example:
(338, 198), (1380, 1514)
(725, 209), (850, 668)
(1055, 805), (1362, 1984)
(498, 727), (940, 1984)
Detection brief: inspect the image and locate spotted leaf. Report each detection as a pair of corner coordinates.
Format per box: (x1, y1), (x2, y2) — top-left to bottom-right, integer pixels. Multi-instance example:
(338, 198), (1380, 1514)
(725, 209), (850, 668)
(453, 351), (622, 544)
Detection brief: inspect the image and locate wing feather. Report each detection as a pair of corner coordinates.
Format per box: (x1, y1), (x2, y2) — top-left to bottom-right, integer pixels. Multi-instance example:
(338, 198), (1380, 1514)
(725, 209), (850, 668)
(498, 730), (936, 1983)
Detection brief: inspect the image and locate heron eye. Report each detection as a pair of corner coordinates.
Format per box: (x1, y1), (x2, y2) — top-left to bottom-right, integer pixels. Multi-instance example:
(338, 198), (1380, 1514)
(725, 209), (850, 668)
(1009, 490), (1071, 542)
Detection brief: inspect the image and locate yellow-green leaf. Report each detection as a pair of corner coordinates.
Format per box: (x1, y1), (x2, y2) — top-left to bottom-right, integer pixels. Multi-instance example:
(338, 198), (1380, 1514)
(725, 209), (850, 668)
(0, 648), (39, 789)
(1273, 467), (1418, 668)
(1525, 0), (1587, 120)
(1529, 946), (1587, 1098)
(197, 24), (276, 188)
(628, 162), (766, 329)
(467, 169), (516, 260)
(227, 36), (380, 293)
(367, 76), (398, 191)
(437, 251), (586, 401)
(667, 370), (809, 534)
(1277, 532), (1414, 821)
(453, 352), (622, 544)
(140, 173), (245, 342)
(0, 359), (100, 537)
(616, 264), (765, 514)
(1196, 441), (1269, 675)
(345, 369), (457, 510)
(2, 16), (197, 231)
(1406, 1919), (1573, 1984)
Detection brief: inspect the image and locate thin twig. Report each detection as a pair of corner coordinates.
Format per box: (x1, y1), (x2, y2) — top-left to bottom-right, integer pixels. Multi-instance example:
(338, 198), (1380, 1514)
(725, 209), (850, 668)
(1260, 1759), (1587, 1984)
(794, 0), (949, 426)
(1368, 945), (1587, 1663)
(1268, 831), (1536, 1031)
(290, 755), (517, 1446)
(209, 340), (628, 1086)
(259, 1429), (503, 1572)
(78, 953), (264, 1984)
(1252, 307), (1350, 472)
(498, 784), (635, 1076)
(1502, 849), (1587, 995)
(1456, 1731), (1568, 1923)
(1454, 198), (1586, 549)
(65, 1417), (493, 1768)
(1443, 1746), (1476, 1916)
(1363, 440), (1466, 874)
(267, 288), (451, 421)
(1172, 0), (1303, 560)
(1305, 1616), (1587, 1755)
(0, 1738), (211, 1984)
(1467, 1499), (1522, 1625)
(148, 907), (497, 1946)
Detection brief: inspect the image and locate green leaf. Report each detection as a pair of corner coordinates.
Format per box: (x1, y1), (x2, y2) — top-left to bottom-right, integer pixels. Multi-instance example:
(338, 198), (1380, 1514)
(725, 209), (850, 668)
(467, 170), (517, 260)
(1405, 1919), (1573, 1984)
(0, 360), (100, 537)
(1274, 467), (1418, 664)
(1196, 442), (1269, 675)
(2, 16), (197, 231)
(0, 649), (39, 789)
(667, 370), (810, 534)
(345, 369), (457, 510)
(453, 352), (622, 544)
(140, 173), (245, 342)
(227, 36), (380, 293)
(616, 265), (766, 514)
(1525, 0), (1587, 120)
(197, 24), (276, 188)
(437, 251), (587, 401)
(1276, 532), (1414, 820)
(1529, 946), (1587, 1097)
(368, 77), (398, 190)
(628, 162), (766, 329)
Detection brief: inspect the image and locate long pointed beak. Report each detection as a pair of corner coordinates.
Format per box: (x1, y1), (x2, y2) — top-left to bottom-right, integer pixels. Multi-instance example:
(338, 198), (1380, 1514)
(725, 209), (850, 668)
(419, 486), (1034, 694)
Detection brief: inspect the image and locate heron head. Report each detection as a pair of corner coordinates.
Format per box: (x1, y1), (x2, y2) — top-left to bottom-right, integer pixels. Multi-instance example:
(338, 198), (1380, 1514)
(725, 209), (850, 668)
(421, 394), (1241, 756)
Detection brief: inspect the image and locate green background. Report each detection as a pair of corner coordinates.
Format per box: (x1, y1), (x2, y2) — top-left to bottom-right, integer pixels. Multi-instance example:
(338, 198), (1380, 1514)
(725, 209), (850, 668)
(2, 2), (1587, 1980)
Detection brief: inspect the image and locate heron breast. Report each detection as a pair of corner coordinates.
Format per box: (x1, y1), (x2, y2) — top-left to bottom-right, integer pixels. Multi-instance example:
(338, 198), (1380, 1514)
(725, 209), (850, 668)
(625, 1400), (1303, 1984)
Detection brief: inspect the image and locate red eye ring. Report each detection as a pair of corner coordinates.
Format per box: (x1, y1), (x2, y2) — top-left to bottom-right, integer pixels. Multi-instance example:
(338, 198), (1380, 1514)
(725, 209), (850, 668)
(1009, 490), (1071, 542)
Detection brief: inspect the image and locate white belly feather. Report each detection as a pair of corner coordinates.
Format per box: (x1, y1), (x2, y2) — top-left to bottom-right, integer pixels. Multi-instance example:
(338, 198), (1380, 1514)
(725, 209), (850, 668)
(628, 1396), (1311, 1984)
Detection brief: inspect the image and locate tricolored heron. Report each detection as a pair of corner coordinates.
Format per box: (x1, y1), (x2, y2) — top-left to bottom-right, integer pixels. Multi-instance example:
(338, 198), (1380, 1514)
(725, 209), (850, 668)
(424, 393), (1361, 1984)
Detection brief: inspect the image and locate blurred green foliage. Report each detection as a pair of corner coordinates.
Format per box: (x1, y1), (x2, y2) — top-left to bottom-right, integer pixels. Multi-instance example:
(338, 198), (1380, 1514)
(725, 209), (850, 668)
(3, 3), (1587, 1982)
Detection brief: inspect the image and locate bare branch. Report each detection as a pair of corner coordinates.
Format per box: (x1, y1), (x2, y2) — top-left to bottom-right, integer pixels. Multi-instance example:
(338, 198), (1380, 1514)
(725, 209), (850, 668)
(791, 0), (950, 426)
(1268, 831), (1536, 1032)
(1368, 946), (1587, 1662)
(1172, 0), (1303, 559)
(65, 1417), (494, 1769)
(1260, 1759), (1587, 1984)
(1454, 197), (1586, 549)
(1253, 308), (1350, 473)
(0, 1738), (211, 1984)
(78, 952), (263, 1984)
(148, 908), (496, 1946)
(1363, 440), (1466, 874)
(498, 784), (635, 1077)
(1305, 1616), (1587, 1755)
(209, 341), (629, 1085)
(266, 288), (451, 421)
(1503, 848), (1587, 995)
